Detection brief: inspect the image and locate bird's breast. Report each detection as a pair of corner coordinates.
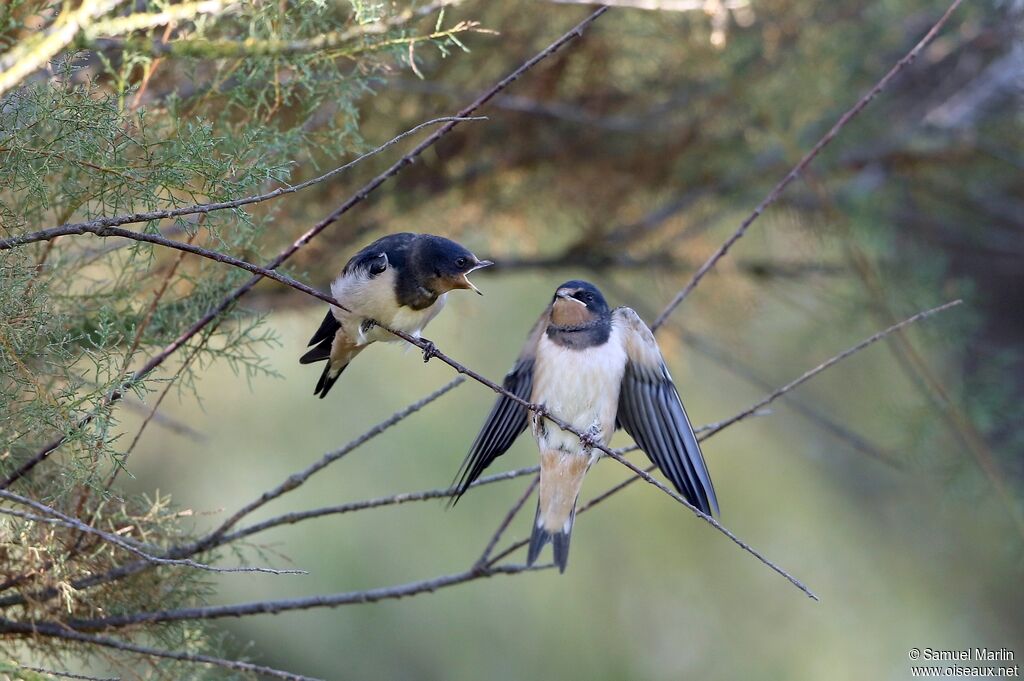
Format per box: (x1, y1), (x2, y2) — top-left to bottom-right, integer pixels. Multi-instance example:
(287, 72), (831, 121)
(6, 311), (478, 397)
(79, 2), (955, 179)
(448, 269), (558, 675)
(531, 331), (627, 451)
(331, 269), (446, 344)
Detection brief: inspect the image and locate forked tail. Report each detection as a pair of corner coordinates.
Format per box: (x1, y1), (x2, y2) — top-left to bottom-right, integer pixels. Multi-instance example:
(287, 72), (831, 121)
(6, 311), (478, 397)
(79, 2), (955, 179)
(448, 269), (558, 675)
(528, 449), (590, 573)
(527, 502), (575, 573)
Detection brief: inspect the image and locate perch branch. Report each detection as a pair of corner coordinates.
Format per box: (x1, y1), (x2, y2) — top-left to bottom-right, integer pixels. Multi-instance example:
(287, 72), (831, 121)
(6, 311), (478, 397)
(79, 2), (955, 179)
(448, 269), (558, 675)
(476, 476), (540, 568)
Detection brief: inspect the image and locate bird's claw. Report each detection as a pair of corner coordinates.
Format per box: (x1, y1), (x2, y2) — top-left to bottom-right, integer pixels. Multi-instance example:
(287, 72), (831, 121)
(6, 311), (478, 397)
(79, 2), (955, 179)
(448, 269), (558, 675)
(579, 424), (602, 452)
(420, 339), (438, 363)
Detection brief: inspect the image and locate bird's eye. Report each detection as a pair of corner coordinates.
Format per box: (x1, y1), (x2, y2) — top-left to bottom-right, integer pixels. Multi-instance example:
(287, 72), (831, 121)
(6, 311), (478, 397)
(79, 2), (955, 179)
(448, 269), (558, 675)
(455, 256), (469, 269)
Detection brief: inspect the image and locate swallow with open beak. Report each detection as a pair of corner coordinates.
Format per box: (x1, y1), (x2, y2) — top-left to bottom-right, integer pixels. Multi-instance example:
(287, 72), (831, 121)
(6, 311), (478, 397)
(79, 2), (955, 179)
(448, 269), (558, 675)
(451, 280), (718, 572)
(300, 232), (492, 398)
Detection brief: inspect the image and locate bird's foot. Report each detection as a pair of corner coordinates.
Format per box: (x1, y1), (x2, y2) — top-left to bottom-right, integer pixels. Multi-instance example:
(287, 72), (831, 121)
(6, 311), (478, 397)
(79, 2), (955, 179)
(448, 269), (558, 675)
(578, 424), (602, 452)
(420, 338), (438, 363)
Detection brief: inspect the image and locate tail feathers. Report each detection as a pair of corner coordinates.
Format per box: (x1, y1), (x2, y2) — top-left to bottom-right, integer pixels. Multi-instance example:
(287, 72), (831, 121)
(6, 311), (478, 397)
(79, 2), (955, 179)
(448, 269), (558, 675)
(527, 503), (575, 573)
(314, 362), (348, 399)
(300, 339), (332, 365)
(307, 343), (363, 399)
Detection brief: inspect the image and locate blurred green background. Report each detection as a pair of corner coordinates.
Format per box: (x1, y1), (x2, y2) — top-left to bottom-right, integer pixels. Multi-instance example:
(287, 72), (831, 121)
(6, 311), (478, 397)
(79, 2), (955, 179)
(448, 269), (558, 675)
(88, 0), (1023, 678)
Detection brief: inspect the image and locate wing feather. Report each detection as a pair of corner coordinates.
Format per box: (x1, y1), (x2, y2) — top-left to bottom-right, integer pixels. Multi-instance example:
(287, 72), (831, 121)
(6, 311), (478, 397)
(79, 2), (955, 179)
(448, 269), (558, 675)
(614, 307), (719, 516)
(450, 312), (548, 504)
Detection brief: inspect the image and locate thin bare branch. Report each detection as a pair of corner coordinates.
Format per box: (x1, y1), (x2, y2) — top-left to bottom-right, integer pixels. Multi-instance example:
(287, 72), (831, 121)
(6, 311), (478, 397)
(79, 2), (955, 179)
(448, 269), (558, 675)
(196, 376), (465, 549)
(0, 491), (306, 575)
(218, 465), (542, 547)
(699, 300), (964, 438)
(6, 251), (815, 593)
(0, 618), (321, 681)
(651, 0), (966, 331)
(15, 666), (119, 681)
(476, 475), (539, 568)
(60, 564), (541, 631)
(605, 449), (818, 599)
(0, 117), (485, 252)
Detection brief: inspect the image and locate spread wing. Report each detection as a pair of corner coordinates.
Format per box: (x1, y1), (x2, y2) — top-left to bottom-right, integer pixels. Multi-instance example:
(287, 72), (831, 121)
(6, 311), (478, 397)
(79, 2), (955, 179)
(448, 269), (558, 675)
(450, 311), (547, 504)
(614, 307), (719, 516)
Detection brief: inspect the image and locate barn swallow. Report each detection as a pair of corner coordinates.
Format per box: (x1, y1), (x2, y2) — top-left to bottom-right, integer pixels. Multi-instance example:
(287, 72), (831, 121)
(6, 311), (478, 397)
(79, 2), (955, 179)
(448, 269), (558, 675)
(451, 280), (718, 572)
(300, 233), (491, 398)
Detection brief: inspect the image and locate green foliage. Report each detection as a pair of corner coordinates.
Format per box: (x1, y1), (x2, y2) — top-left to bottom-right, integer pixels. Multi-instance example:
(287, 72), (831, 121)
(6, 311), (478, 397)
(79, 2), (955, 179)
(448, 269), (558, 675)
(0, 1), (476, 675)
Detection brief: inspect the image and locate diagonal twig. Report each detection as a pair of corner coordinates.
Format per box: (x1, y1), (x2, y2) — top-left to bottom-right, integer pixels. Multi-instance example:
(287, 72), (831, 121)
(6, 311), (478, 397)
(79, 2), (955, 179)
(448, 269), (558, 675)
(698, 300), (963, 438)
(651, 0), (966, 331)
(14, 666), (119, 681)
(195, 376), (465, 550)
(475, 475), (539, 569)
(0, 116), (484, 252)
(219, 466), (542, 548)
(1, 235), (817, 595)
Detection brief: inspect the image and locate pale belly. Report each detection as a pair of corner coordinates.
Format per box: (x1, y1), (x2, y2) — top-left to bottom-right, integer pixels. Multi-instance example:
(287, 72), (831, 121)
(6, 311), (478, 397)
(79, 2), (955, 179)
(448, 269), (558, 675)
(331, 268), (446, 346)
(354, 294), (447, 344)
(530, 332), (627, 455)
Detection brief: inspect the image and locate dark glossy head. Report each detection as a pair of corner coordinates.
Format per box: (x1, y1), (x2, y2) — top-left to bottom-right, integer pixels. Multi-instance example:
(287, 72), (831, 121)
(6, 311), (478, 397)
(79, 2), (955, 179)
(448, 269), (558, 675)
(550, 280), (610, 327)
(414, 235), (493, 295)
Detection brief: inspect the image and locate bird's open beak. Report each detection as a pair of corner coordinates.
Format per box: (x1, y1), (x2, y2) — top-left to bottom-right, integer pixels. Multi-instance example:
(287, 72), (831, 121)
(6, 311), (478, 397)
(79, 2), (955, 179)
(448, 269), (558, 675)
(555, 289), (586, 306)
(458, 259), (493, 295)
